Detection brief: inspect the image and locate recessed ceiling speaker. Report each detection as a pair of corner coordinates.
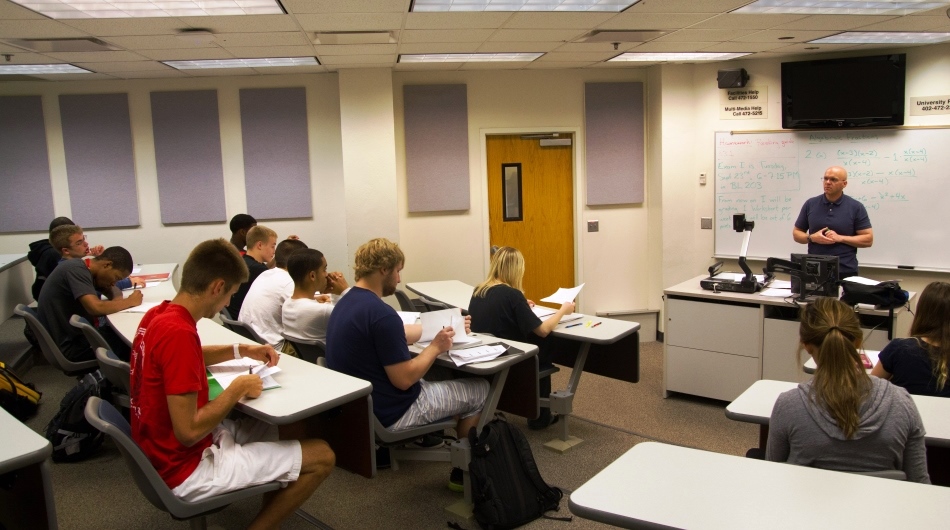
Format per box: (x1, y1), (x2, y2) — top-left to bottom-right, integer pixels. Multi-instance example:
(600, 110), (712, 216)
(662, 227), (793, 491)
(717, 68), (749, 89)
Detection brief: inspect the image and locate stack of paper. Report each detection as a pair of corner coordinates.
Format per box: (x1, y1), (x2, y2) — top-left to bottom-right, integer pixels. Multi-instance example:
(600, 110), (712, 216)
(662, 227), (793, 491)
(416, 308), (480, 348)
(531, 306), (583, 322)
(446, 344), (507, 367)
(540, 283), (585, 304)
(396, 311), (421, 325)
(207, 358), (281, 399)
(119, 301), (163, 313)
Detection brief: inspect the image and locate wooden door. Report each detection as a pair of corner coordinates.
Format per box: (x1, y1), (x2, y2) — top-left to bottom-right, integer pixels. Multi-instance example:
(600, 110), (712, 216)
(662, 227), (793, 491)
(486, 135), (574, 306)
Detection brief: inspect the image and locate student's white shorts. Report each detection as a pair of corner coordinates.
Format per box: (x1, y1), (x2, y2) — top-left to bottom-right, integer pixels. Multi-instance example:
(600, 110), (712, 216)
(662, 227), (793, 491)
(389, 378), (489, 432)
(171, 417), (302, 502)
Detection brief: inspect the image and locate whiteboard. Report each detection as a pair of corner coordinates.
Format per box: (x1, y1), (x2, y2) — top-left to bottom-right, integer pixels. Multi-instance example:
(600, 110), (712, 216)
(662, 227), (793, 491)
(714, 129), (950, 271)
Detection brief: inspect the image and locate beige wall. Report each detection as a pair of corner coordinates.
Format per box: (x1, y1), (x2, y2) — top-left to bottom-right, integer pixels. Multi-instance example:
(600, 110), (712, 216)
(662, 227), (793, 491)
(2, 41), (948, 327)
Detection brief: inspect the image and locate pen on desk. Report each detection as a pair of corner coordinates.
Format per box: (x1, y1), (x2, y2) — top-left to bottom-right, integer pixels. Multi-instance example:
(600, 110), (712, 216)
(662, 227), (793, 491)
(591, 322), (602, 328)
(249, 366), (253, 375)
(565, 323), (583, 328)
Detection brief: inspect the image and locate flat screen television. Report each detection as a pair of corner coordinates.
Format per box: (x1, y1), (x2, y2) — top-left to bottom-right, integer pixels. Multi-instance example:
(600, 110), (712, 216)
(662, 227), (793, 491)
(781, 54), (906, 129)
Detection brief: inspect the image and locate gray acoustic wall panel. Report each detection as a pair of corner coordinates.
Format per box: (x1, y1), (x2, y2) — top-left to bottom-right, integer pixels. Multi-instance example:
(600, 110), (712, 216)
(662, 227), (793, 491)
(59, 93), (139, 228)
(584, 82), (645, 205)
(404, 84), (469, 212)
(0, 96), (55, 233)
(239, 87), (312, 220)
(150, 90), (227, 224)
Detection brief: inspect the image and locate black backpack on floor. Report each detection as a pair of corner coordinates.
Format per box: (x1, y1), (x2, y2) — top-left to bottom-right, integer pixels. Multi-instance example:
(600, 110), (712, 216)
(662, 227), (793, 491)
(45, 371), (109, 462)
(467, 418), (569, 530)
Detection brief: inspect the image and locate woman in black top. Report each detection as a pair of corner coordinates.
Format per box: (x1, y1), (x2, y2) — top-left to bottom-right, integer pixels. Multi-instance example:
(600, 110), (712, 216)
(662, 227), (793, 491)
(468, 247), (574, 429)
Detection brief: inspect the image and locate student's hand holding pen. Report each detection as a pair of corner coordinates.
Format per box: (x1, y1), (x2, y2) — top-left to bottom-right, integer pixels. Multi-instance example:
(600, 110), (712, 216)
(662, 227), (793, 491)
(130, 277), (146, 288)
(126, 289), (144, 307)
(432, 327), (455, 353)
(236, 374), (264, 399)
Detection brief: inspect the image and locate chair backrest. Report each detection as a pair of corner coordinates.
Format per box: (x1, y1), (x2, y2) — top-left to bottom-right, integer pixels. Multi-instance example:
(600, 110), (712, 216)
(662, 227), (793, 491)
(280, 333), (326, 365)
(417, 296), (450, 312)
(95, 347), (131, 395)
(70, 314), (111, 351)
(849, 469), (908, 481)
(83, 396), (183, 514)
(393, 289), (416, 312)
(14, 304), (98, 375)
(218, 312), (265, 344)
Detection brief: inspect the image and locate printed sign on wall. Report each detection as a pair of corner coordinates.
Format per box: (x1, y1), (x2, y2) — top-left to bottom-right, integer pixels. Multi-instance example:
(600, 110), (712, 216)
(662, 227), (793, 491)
(909, 96), (950, 116)
(720, 86), (768, 120)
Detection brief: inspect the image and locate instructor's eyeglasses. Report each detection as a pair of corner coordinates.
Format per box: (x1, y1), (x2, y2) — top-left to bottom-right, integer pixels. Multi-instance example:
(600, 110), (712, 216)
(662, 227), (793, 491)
(821, 177), (841, 183)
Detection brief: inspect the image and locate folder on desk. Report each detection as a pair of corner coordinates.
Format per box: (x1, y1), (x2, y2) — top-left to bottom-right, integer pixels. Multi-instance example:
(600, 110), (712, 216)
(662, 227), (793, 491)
(207, 358), (281, 400)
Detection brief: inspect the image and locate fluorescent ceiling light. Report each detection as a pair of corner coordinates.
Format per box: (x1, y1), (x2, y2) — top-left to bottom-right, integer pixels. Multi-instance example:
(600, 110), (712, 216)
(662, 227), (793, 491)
(410, 0), (639, 12)
(163, 57), (319, 70)
(809, 31), (950, 44)
(609, 52), (752, 62)
(0, 64), (92, 74)
(9, 0), (283, 19)
(734, 0), (948, 16)
(399, 53), (544, 63)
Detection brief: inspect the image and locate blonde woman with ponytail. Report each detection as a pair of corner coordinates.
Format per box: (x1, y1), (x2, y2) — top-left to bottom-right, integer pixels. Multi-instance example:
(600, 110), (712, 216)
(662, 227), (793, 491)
(766, 297), (930, 483)
(872, 281), (950, 397)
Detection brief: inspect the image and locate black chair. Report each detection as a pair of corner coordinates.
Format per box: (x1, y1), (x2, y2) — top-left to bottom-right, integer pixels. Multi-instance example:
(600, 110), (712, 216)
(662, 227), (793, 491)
(393, 289), (417, 312)
(95, 347), (131, 408)
(84, 396), (281, 530)
(15, 304), (98, 376)
(280, 333), (327, 365)
(218, 311), (265, 344)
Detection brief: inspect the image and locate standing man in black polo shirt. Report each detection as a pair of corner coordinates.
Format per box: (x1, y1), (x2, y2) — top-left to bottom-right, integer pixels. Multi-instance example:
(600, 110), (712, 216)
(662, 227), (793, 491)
(792, 166), (873, 278)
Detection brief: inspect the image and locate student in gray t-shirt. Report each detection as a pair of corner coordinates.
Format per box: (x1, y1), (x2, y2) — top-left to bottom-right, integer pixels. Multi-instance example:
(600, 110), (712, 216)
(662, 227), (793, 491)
(37, 247), (143, 362)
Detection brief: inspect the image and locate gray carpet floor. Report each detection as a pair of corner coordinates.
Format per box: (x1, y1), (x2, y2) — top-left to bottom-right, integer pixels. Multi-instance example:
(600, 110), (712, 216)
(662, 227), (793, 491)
(16, 341), (759, 529)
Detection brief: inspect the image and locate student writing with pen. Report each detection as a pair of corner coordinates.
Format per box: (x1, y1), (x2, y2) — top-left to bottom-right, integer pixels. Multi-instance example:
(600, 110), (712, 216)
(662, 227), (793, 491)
(468, 247), (574, 430)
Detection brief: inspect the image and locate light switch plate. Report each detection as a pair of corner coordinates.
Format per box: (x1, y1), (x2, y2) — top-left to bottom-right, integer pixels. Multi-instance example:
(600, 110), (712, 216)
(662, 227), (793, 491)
(588, 220), (599, 232)
(701, 217), (712, 229)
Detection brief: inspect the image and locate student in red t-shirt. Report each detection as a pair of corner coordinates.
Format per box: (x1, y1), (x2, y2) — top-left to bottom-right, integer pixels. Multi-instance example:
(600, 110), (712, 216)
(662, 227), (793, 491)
(129, 238), (334, 529)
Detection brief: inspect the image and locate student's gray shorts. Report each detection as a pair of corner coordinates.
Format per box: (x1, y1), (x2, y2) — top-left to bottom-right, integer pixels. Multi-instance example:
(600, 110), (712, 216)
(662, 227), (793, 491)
(390, 378), (489, 432)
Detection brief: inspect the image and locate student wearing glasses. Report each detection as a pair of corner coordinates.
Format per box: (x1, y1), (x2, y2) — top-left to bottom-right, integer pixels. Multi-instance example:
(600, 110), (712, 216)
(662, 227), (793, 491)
(792, 166), (873, 278)
(766, 297), (929, 483)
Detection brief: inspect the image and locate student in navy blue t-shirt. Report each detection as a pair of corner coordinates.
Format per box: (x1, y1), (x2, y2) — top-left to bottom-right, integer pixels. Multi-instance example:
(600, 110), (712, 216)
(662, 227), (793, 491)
(792, 166), (873, 278)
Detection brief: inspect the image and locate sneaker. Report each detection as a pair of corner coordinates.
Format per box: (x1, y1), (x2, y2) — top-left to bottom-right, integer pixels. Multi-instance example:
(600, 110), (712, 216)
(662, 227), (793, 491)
(448, 467), (464, 493)
(409, 432), (446, 449)
(375, 446), (391, 470)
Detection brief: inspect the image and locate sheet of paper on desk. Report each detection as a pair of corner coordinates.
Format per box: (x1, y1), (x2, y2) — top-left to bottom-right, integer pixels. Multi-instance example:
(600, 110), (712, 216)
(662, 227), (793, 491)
(531, 306), (583, 322)
(123, 281), (162, 291)
(540, 283), (585, 304)
(447, 345), (507, 366)
(770, 280), (792, 289)
(419, 308), (478, 345)
(760, 288), (792, 297)
(132, 266), (141, 274)
(207, 358), (281, 398)
(119, 301), (163, 313)
(711, 273), (766, 283)
(131, 272), (170, 282)
(396, 311), (421, 325)
(842, 276), (899, 286)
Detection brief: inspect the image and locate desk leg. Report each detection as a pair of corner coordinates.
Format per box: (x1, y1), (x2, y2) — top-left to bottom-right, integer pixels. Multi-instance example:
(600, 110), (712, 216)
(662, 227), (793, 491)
(305, 395), (374, 478)
(544, 343), (589, 453)
(758, 425), (769, 450)
(0, 460), (57, 530)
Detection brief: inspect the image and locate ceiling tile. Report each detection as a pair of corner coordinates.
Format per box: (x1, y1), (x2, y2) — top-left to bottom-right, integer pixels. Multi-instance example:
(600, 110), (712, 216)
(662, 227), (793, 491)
(213, 32), (310, 47)
(109, 69), (191, 79)
(689, 13), (809, 30)
(330, 62), (394, 69)
(282, 0), (409, 14)
(73, 60), (172, 73)
(295, 13), (405, 32)
(181, 68), (258, 76)
(178, 15), (300, 33)
(627, 41), (720, 52)
(699, 41), (790, 52)
(104, 35), (217, 50)
(502, 13), (615, 30)
(655, 28), (759, 42)
(536, 51), (617, 62)
(405, 13), (513, 30)
(397, 42), (480, 54)
(0, 51), (63, 63)
(320, 54), (396, 65)
(733, 29), (840, 43)
(476, 41), (559, 53)
(459, 61), (529, 70)
(43, 50), (147, 62)
(0, 1), (50, 20)
(247, 64), (328, 74)
(314, 43), (398, 55)
(400, 29), (495, 43)
(0, 20), (89, 39)
(58, 18), (188, 37)
(848, 16), (950, 32)
(29, 72), (116, 81)
(219, 45), (316, 58)
(488, 29), (588, 42)
(766, 42), (862, 54)
(393, 61), (462, 71)
(135, 47), (234, 61)
(596, 12), (715, 30)
(771, 15), (898, 31)
(625, 0), (752, 14)
(554, 41), (643, 52)
(526, 61), (599, 69)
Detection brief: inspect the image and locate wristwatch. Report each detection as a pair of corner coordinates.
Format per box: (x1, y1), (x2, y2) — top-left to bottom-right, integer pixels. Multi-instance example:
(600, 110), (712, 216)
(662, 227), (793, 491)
(807, 234), (812, 243)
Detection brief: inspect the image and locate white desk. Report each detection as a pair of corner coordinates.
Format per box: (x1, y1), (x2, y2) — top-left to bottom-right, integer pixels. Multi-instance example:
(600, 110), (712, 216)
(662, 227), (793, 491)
(0, 407), (57, 529)
(0, 253), (31, 321)
(726, 379), (950, 450)
(407, 280), (641, 453)
(569, 442), (949, 530)
(108, 268), (377, 478)
(664, 275), (913, 401)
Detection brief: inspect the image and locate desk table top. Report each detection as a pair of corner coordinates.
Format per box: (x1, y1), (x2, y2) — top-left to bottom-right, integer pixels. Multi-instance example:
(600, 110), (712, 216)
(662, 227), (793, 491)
(406, 280), (475, 311)
(0, 253), (27, 274)
(569, 442), (950, 529)
(0, 407), (51, 474)
(726, 379), (950, 447)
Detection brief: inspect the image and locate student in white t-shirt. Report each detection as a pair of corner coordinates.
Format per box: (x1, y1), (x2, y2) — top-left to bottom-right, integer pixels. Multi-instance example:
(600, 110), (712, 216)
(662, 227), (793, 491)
(238, 238), (308, 350)
(282, 249), (349, 342)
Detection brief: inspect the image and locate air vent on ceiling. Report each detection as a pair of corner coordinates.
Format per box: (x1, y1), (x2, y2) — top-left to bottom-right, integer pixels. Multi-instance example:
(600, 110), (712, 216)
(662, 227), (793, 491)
(313, 32), (396, 45)
(3, 38), (121, 53)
